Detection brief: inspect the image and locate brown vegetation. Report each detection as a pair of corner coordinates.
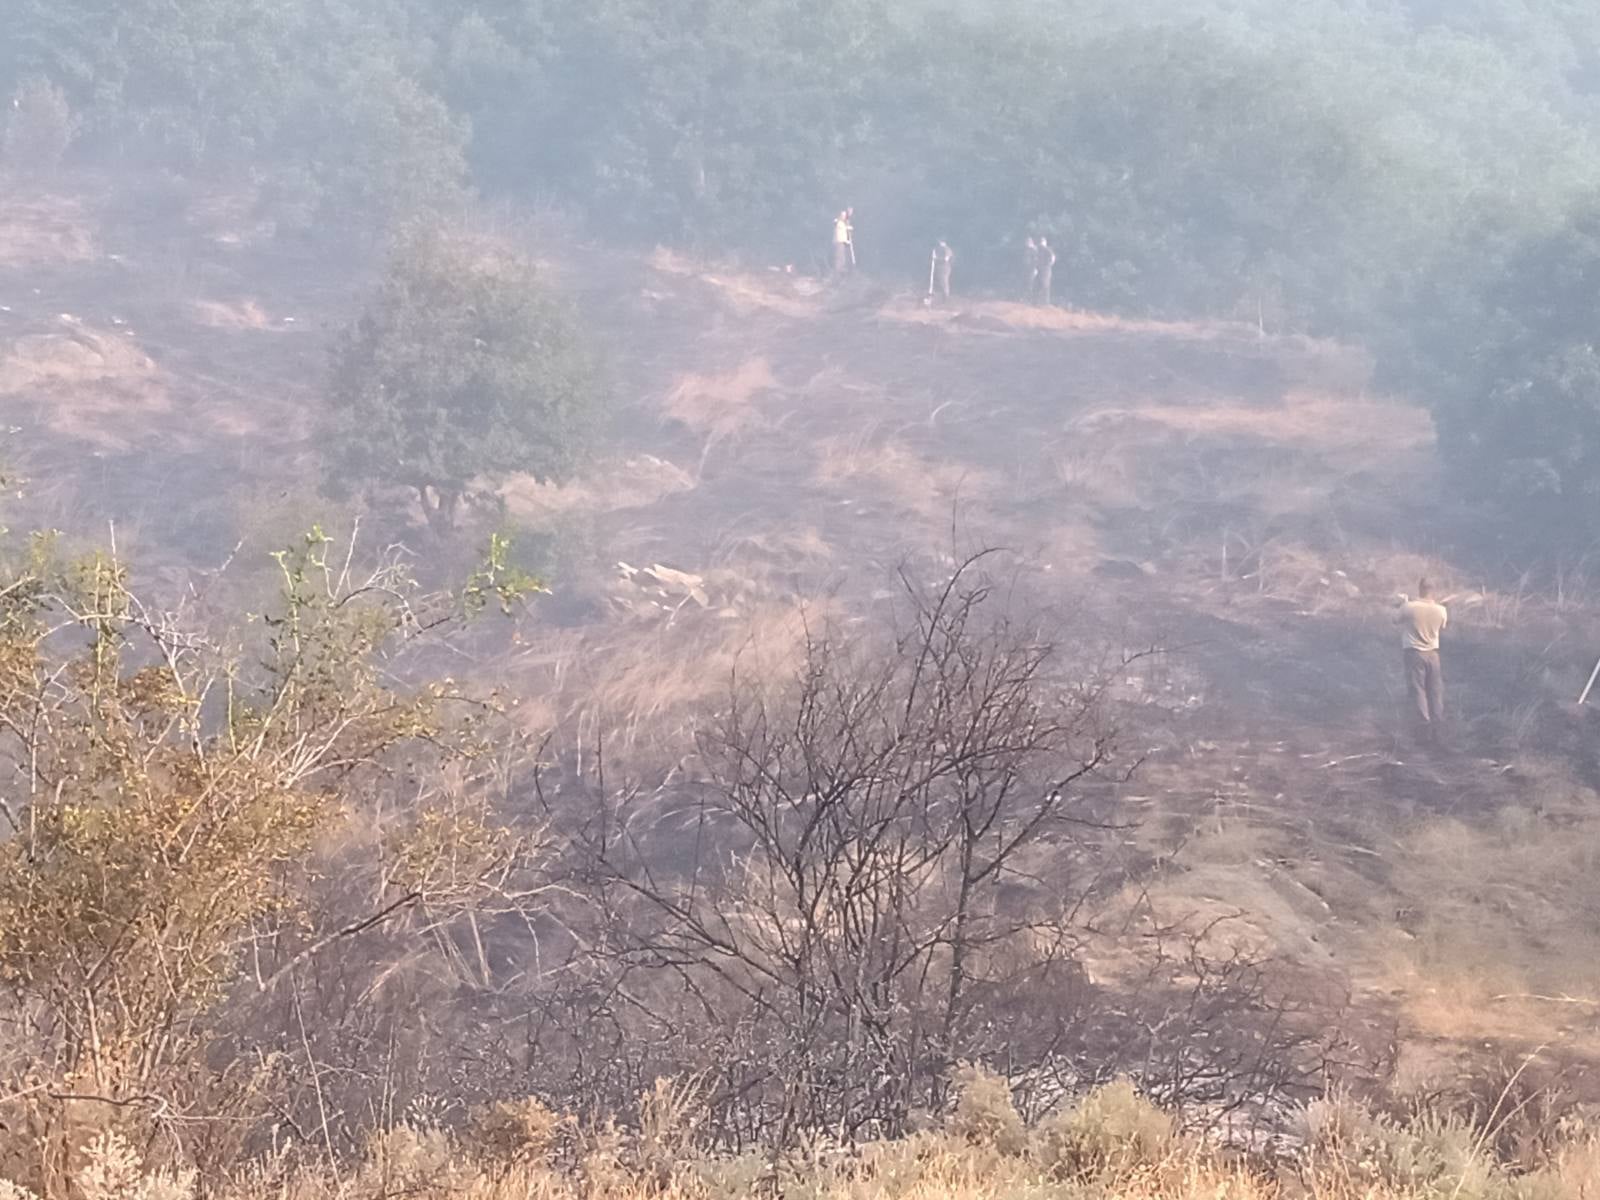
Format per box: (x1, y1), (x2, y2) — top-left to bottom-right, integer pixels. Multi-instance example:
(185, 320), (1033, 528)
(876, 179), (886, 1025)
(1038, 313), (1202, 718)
(7, 178), (1600, 1193)
(9, 1072), (1600, 1200)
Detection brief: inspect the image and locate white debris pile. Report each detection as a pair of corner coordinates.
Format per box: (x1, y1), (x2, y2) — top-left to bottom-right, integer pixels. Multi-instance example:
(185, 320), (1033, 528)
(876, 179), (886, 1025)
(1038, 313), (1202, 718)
(608, 561), (750, 621)
(1115, 663), (1206, 712)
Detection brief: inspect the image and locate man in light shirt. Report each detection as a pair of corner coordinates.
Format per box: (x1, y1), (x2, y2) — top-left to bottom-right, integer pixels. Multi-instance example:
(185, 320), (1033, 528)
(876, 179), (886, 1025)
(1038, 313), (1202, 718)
(932, 239), (953, 302)
(833, 209), (854, 275)
(1397, 578), (1453, 739)
(1036, 236), (1057, 305)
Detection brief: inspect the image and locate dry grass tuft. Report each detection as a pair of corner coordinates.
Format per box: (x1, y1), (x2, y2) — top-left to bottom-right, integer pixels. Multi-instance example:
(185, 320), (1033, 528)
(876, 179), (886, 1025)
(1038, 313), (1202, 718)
(466, 1098), (570, 1170)
(813, 429), (990, 521)
(504, 597), (825, 757)
(499, 454), (697, 522)
(19, 1077), (1600, 1200)
(1101, 390), (1431, 455)
(947, 1064), (1029, 1156)
(663, 357), (778, 448)
(649, 249), (821, 316)
(1037, 1078), (1177, 1178)
(879, 297), (1299, 344)
(189, 299), (276, 330)
(0, 192), (96, 265)
(0, 327), (157, 395)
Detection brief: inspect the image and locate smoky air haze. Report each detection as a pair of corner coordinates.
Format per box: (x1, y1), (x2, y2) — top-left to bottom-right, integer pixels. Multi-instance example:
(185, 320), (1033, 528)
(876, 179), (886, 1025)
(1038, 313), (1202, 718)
(4, 0), (1600, 1192)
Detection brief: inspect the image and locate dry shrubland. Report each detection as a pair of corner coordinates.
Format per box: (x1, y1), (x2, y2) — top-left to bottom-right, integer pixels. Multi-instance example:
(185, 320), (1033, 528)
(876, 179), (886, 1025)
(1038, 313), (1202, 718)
(7, 1072), (1600, 1200)
(0, 539), (1353, 1193)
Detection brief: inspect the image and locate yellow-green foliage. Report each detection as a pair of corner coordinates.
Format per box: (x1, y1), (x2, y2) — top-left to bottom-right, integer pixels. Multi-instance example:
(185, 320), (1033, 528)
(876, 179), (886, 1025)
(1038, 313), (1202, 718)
(0, 531), (536, 1192)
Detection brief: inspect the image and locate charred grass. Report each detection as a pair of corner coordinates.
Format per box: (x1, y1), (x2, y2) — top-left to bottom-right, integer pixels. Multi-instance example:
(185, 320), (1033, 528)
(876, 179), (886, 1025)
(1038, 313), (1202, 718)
(9, 178), (1600, 1110)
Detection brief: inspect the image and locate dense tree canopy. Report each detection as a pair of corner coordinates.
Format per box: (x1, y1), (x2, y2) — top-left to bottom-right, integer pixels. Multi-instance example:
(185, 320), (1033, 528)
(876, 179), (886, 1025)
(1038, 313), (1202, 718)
(7, 0), (1600, 538)
(1401, 205), (1600, 539)
(325, 233), (603, 533)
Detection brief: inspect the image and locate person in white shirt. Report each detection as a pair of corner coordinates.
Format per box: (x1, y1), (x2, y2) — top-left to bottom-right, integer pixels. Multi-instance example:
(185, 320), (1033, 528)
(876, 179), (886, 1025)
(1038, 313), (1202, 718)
(833, 209), (854, 274)
(1396, 578), (1453, 738)
(932, 240), (953, 302)
(1036, 236), (1057, 305)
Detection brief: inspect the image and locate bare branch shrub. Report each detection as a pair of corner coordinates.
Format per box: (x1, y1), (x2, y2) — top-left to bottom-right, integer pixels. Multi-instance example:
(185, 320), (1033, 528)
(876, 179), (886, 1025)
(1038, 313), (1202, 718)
(483, 554), (1354, 1154)
(547, 552), (1126, 1145)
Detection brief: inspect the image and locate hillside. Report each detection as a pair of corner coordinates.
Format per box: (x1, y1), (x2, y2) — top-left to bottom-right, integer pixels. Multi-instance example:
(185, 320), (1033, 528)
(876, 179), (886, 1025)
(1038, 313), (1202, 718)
(4, 172), (1600, 1122)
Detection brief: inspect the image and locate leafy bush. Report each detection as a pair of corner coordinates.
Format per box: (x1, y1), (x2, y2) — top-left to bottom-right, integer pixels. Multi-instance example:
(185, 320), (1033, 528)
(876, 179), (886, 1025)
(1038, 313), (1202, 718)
(325, 230), (603, 534)
(0, 530), (542, 1189)
(1405, 203), (1600, 548)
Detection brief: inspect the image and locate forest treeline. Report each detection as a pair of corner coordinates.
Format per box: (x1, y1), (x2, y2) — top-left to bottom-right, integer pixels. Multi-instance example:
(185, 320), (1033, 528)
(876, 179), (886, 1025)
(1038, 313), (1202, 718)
(6, 0), (1600, 539)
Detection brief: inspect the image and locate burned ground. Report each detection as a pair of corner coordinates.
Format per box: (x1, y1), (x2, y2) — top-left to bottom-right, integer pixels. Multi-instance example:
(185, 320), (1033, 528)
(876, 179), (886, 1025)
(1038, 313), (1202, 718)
(4, 174), (1600, 1110)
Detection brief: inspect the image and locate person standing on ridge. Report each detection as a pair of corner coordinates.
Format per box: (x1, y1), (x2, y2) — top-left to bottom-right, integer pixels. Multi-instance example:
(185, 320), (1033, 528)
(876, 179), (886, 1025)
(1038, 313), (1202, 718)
(1397, 578), (1453, 741)
(932, 239), (954, 302)
(833, 209), (854, 275)
(1023, 237), (1039, 300)
(1036, 236), (1057, 306)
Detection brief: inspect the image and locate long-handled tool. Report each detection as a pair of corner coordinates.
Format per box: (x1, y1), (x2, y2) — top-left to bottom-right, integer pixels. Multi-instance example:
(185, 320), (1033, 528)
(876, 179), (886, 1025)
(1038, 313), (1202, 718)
(927, 249), (937, 296)
(1579, 655), (1600, 706)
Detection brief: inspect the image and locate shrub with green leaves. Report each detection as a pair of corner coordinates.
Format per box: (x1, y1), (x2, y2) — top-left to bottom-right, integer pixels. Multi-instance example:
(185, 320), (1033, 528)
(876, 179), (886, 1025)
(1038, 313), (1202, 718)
(325, 231), (604, 534)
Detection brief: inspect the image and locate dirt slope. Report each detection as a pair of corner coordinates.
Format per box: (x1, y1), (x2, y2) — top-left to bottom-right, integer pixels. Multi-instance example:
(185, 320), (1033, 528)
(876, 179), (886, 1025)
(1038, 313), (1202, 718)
(5, 175), (1600, 1097)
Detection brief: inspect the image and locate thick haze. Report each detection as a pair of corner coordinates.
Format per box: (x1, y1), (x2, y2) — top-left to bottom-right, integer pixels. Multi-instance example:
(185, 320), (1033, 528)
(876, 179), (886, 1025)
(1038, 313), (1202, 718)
(10, 0), (1600, 1178)
(4, 0), (1600, 538)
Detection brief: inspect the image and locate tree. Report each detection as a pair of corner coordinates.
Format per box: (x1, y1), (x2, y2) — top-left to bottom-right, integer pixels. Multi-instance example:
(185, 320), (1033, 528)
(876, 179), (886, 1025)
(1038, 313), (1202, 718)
(1417, 203), (1600, 545)
(325, 232), (604, 535)
(306, 60), (472, 232)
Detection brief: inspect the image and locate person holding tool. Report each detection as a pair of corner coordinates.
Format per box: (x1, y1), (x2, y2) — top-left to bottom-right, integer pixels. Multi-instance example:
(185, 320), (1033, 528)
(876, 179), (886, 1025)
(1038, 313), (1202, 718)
(832, 209), (854, 275)
(928, 239), (953, 304)
(1396, 579), (1457, 741)
(1036, 236), (1056, 305)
